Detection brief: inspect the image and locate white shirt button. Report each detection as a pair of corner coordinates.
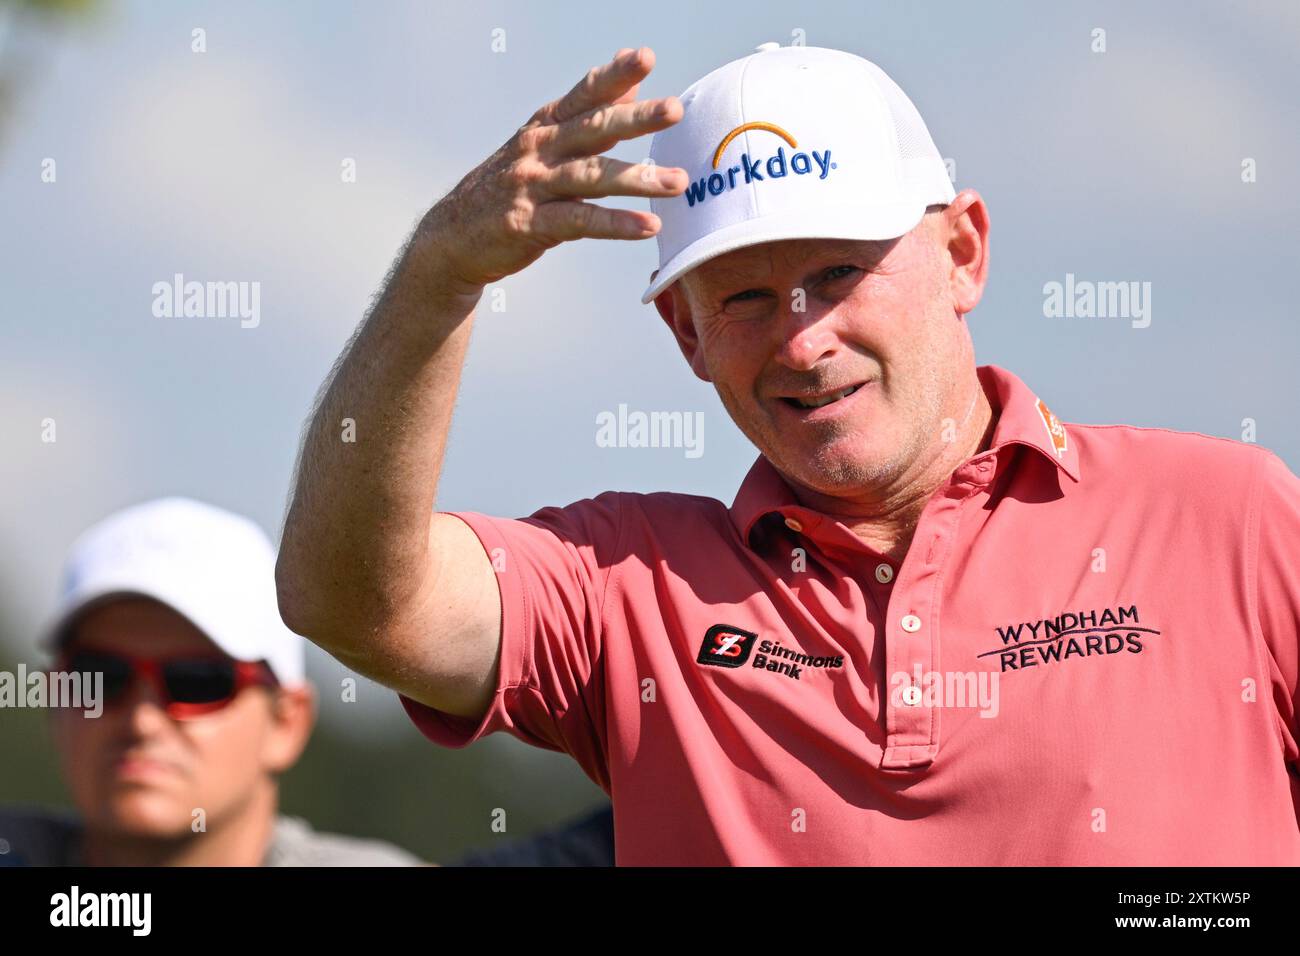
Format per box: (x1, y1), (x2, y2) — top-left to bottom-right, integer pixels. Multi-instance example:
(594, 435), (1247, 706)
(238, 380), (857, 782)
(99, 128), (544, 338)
(784, 517), (803, 532)
(874, 563), (894, 584)
(901, 614), (922, 632)
(901, 685), (922, 706)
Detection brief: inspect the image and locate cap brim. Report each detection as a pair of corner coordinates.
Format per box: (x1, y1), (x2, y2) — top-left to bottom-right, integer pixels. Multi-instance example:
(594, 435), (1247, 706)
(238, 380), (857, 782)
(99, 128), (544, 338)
(39, 583), (217, 655)
(640, 199), (926, 305)
(39, 578), (306, 686)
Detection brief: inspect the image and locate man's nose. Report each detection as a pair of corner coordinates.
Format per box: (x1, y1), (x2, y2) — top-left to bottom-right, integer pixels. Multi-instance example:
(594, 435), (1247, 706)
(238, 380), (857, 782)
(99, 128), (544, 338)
(773, 304), (842, 372)
(117, 672), (172, 730)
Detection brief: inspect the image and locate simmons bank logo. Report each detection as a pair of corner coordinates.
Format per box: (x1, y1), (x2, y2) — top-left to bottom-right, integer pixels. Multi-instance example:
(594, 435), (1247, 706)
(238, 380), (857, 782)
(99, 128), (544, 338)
(696, 624), (757, 668)
(696, 624), (844, 682)
(683, 121), (837, 208)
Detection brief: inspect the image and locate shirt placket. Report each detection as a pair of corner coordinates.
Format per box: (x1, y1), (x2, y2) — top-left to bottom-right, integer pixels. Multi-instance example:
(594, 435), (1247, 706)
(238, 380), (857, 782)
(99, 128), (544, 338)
(879, 458), (993, 769)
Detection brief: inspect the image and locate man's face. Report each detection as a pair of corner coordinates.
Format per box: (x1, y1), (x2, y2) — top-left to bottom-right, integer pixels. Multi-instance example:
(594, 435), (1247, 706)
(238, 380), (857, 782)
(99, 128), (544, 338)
(657, 198), (986, 498)
(50, 597), (308, 841)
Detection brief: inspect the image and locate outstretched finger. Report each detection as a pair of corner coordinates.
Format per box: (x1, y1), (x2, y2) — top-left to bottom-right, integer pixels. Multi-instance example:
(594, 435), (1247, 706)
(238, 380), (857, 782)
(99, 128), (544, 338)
(543, 154), (687, 200)
(611, 48), (643, 106)
(543, 95), (683, 162)
(538, 47), (656, 126)
(532, 199), (661, 242)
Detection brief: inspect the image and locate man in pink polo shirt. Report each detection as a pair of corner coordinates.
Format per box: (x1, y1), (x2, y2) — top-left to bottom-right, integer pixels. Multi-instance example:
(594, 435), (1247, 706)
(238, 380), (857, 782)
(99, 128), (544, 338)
(277, 44), (1300, 865)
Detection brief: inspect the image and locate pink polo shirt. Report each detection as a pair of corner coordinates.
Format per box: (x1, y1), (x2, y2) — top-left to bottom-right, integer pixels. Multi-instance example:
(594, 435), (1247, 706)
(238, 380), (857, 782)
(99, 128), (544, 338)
(401, 364), (1300, 865)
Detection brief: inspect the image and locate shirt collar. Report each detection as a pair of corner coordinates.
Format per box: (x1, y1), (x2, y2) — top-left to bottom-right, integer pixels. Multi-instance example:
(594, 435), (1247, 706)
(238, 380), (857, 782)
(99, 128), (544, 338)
(728, 363), (1081, 548)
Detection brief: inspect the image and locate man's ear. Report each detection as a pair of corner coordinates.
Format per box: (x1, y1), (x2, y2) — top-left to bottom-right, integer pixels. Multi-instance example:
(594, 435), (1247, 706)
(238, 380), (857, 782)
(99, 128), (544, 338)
(650, 277), (711, 383)
(941, 189), (990, 317)
(262, 682), (316, 774)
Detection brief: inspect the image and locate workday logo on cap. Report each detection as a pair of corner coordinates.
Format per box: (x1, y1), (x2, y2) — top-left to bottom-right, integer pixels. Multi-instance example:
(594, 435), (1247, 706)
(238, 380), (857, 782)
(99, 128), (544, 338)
(641, 43), (956, 305)
(683, 121), (838, 209)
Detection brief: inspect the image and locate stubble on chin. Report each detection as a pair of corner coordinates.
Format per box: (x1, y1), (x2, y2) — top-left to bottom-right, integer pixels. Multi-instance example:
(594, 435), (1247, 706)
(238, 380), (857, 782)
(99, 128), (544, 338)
(722, 383), (916, 496)
(787, 427), (916, 496)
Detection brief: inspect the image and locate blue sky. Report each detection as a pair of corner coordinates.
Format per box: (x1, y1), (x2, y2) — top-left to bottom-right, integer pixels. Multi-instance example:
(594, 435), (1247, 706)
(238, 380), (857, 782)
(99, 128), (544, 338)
(2, 0), (1297, 732)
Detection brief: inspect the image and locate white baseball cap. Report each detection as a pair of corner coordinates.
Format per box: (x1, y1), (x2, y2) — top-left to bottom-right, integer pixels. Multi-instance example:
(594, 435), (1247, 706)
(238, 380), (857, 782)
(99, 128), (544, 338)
(641, 42), (955, 305)
(41, 497), (305, 686)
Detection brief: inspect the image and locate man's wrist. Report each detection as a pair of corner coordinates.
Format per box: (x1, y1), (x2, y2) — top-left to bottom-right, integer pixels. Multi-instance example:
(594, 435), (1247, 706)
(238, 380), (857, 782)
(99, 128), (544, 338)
(410, 209), (486, 307)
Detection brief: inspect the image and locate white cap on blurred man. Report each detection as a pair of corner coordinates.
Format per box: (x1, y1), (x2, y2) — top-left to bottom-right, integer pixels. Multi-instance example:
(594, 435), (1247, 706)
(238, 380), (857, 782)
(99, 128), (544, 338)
(43, 496), (305, 686)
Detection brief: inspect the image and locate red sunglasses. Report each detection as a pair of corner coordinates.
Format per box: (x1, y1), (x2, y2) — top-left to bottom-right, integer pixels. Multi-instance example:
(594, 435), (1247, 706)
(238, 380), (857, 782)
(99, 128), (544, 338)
(57, 648), (279, 719)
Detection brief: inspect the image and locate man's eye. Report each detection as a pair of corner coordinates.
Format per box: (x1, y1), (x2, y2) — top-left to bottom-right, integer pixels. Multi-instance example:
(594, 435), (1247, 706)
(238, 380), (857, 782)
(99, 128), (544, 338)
(724, 267), (857, 305)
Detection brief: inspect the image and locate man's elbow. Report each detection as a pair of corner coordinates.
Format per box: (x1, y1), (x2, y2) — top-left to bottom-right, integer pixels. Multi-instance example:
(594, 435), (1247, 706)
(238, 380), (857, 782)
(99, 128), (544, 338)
(274, 550), (331, 646)
(274, 551), (402, 664)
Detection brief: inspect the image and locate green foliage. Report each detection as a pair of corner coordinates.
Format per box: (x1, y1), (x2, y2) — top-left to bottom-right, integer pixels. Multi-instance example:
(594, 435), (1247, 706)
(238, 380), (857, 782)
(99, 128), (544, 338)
(3, 0), (101, 18)
(280, 719), (606, 864)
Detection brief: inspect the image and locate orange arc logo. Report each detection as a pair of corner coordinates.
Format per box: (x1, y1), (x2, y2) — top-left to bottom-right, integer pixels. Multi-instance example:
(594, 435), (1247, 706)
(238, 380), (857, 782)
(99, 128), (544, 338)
(711, 122), (799, 169)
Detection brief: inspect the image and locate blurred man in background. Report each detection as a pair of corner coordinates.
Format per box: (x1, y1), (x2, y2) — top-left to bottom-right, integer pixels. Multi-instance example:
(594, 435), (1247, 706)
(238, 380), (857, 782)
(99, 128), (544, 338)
(0, 497), (422, 866)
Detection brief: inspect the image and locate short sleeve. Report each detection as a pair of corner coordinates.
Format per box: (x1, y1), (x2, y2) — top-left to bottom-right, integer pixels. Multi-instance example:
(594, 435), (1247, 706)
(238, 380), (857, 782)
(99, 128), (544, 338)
(398, 491), (625, 791)
(1249, 448), (1300, 760)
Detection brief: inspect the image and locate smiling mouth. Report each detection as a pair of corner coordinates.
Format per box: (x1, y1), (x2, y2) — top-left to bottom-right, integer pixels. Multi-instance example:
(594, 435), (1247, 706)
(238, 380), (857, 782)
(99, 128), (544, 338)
(780, 383), (865, 410)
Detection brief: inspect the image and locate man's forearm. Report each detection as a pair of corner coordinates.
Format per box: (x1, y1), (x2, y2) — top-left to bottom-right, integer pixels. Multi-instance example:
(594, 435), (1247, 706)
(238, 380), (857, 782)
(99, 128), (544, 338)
(276, 48), (683, 653)
(277, 214), (484, 642)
